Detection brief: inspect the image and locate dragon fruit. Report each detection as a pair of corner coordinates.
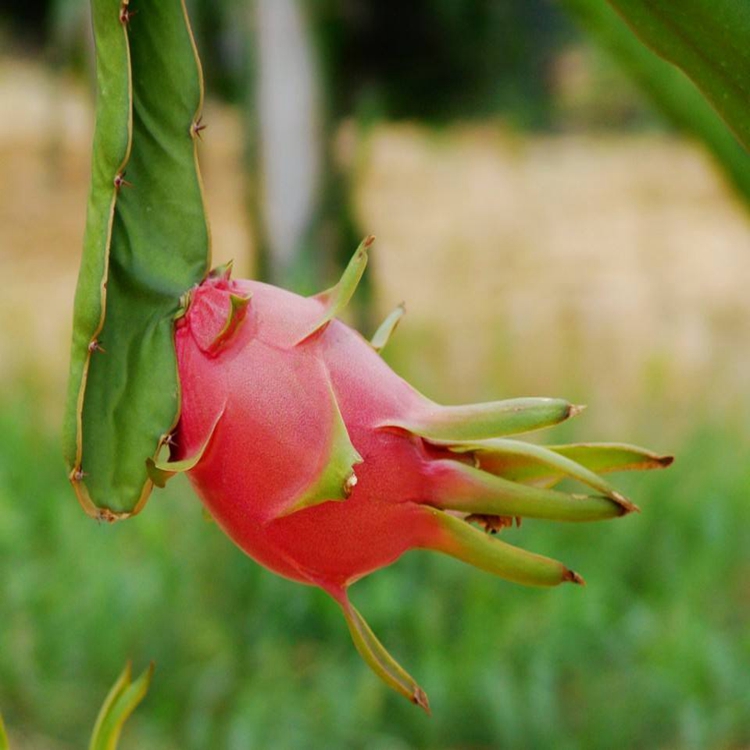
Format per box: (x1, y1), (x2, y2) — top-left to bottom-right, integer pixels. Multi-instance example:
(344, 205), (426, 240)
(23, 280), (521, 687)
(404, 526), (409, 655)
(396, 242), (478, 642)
(150, 237), (672, 711)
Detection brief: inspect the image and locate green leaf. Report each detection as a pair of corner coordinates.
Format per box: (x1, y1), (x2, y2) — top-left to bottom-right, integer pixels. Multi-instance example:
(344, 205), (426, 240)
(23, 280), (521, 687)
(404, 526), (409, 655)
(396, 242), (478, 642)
(0, 712), (8, 750)
(563, 0), (750, 205)
(63, 0), (210, 517)
(606, 0), (750, 152)
(89, 662), (153, 750)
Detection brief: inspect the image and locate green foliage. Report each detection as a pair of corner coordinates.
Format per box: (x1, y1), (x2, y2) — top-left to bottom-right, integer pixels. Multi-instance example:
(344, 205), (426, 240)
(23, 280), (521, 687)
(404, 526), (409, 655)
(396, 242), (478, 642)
(63, 0), (210, 517)
(2, 392), (749, 748)
(89, 662), (153, 750)
(607, 0), (750, 152)
(0, 659), (151, 750)
(563, 0), (750, 206)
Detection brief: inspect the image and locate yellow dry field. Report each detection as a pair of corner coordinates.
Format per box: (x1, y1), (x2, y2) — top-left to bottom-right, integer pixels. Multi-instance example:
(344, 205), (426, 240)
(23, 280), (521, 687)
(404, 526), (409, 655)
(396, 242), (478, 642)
(2, 58), (749, 434)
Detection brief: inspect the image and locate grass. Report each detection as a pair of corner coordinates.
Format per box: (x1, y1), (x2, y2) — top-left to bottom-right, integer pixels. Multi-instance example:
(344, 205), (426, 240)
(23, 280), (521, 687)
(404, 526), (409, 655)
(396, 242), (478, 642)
(0, 385), (749, 750)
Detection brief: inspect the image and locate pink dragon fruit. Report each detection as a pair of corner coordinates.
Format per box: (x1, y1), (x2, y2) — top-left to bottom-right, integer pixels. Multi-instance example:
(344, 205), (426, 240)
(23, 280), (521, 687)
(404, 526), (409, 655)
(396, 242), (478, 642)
(150, 237), (671, 711)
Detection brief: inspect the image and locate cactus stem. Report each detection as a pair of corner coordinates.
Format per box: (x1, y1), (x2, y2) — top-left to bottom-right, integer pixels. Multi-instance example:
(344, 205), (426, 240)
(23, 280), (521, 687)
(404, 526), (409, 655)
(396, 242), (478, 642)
(88, 339), (106, 353)
(191, 116), (207, 139)
(113, 172), (132, 190)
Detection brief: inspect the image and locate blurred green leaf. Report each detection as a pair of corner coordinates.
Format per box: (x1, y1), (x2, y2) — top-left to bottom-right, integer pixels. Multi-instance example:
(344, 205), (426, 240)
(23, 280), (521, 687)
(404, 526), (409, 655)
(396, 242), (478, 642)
(0, 712), (8, 750)
(606, 0), (750, 153)
(63, 0), (211, 517)
(563, 0), (750, 206)
(89, 662), (153, 750)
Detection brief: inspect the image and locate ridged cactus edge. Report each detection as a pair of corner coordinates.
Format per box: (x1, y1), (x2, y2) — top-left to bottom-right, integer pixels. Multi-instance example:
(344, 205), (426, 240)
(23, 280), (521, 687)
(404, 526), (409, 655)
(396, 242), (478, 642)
(63, 0), (210, 519)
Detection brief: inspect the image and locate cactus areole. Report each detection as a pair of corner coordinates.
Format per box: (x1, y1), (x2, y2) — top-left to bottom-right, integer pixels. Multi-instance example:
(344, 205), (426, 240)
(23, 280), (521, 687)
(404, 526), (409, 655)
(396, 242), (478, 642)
(144, 239), (671, 710)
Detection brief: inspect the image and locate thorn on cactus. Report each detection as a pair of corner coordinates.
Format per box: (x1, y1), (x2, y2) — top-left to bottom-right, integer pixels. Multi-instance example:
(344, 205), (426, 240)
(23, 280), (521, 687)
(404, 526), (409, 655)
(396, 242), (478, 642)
(119, 3), (136, 26)
(113, 172), (132, 191)
(88, 339), (105, 354)
(564, 570), (586, 586)
(191, 117), (207, 139)
(169, 238), (672, 708)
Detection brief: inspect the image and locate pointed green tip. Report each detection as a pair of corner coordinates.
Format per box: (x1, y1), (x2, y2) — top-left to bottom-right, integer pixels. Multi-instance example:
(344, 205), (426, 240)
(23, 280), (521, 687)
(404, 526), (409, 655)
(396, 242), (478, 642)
(564, 569), (586, 586)
(296, 236), (372, 345)
(146, 457), (170, 489)
(339, 599), (429, 713)
(412, 687), (431, 715)
(371, 302), (406, 353)
(209, 259), (234, 280)
(89, 661), (154, 750)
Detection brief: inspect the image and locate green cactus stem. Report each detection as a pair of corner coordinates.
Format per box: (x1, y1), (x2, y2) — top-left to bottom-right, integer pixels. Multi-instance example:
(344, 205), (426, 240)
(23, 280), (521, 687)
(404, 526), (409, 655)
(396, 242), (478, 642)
(63, 0), (211, 518)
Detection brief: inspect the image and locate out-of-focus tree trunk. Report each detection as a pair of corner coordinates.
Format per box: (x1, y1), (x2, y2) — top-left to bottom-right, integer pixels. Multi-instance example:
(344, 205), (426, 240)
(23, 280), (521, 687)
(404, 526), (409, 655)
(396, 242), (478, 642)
(247, 0), (366, 306)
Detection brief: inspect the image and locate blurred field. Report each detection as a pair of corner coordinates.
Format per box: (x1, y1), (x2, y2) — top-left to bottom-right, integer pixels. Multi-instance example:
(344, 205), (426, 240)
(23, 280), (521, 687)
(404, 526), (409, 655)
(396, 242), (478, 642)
(1, 58), (750, 748)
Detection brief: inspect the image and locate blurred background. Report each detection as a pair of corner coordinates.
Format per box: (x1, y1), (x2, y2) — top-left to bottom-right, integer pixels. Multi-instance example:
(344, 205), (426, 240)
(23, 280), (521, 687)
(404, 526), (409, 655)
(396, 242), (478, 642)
(1, 1), (749, 748)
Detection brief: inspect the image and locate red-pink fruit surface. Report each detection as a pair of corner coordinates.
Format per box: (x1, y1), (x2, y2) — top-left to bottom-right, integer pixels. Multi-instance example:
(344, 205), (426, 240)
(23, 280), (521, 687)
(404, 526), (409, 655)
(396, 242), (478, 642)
(170, 250), (669, 709)
(175, 272), (448, 595)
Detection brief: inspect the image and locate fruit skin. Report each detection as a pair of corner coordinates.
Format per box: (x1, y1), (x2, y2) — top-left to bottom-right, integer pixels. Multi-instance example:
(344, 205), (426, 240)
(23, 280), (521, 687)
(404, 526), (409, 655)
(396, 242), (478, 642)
(176, 272), (436, 588)
(166, 241), (671, 711)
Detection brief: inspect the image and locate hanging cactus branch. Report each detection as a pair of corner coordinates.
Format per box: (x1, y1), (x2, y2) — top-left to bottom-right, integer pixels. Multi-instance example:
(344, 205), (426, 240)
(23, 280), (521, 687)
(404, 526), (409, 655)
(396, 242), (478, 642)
(63, 0), (210, 519)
